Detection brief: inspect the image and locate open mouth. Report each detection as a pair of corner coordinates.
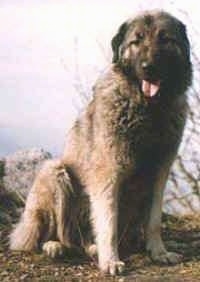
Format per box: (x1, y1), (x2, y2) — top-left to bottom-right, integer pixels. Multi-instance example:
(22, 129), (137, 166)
(141, 80), (161, 98)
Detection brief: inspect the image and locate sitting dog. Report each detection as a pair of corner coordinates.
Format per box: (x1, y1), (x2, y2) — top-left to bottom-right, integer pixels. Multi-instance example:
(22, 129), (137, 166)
(10, 10), (192, 275)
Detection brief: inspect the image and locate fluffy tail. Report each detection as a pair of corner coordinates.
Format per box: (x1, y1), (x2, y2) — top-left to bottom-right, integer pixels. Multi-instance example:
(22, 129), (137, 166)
(10, 212), (41, 251)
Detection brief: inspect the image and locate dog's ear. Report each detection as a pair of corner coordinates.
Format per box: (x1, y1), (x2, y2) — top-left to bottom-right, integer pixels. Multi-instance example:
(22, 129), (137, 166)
(179, 22), (191, 61)
(111, 22), (128, 63)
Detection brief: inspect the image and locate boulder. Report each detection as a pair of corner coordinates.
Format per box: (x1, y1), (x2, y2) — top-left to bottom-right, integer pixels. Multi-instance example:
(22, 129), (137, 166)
(2, 148), (52, 199)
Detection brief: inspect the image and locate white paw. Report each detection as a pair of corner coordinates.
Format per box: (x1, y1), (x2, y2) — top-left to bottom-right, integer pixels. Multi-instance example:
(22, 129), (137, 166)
(100, 260), (125, 276)
(42, 241), (64, 258)
(86, 244), (97, 257)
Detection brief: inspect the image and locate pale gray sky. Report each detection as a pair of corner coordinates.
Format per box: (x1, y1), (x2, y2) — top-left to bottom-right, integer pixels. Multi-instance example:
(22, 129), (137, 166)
(0, 0), (199, 156)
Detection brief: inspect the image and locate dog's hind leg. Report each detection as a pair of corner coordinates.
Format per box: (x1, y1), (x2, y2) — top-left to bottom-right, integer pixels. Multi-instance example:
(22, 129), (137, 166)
(10, 160), (74, 257)
(42, 165), (76, 258)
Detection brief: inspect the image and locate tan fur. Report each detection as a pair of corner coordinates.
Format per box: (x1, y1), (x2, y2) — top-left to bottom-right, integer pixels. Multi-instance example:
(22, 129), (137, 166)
(10, 160), (74, 251)
(10, 11), (192, 275)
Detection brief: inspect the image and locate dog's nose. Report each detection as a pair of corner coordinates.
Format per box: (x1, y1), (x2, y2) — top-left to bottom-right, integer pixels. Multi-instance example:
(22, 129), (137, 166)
(141, 61), (155, 74)
(142, 61), (151, 70)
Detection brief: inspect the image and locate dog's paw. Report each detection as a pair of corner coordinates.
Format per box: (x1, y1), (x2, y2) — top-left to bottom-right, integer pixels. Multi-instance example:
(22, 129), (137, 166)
(42, 241), (64, 258)
(86, 244), (97, 257)
(151, 250), (183, 265)
(100, 260), (125, 276)
(147, 238), (183, 265)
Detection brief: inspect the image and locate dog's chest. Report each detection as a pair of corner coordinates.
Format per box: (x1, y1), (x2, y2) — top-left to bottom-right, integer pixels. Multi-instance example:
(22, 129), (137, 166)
(107, 97), (184, 167)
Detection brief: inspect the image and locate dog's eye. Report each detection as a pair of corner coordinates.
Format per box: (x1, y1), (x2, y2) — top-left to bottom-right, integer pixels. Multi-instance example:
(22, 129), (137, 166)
(129, 39), (140, 46)
(129, 32), (144, 46)
(137, 32), (144, 40)
(158, 31), (175, 44)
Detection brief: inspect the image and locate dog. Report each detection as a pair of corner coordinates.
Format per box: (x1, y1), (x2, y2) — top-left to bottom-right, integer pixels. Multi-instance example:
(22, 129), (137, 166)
(10, 10), (192, 275)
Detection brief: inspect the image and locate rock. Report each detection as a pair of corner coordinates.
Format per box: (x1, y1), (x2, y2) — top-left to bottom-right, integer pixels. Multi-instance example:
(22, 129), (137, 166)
(2, 148), (52, 199)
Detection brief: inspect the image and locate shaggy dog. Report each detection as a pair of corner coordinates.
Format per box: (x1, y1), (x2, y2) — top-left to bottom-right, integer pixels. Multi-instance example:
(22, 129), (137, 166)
(10, 10), (192, 275)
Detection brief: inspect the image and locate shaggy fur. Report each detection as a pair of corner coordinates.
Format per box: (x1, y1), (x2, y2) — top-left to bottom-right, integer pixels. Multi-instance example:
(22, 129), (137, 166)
(10, 10), (192, 275)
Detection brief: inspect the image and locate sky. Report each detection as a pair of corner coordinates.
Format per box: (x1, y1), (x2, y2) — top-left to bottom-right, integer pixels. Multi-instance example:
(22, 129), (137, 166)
(0, 0), (200, 156)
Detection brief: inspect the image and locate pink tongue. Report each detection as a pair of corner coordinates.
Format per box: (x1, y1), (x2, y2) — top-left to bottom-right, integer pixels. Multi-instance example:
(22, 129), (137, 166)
(142, 80), (160, 97)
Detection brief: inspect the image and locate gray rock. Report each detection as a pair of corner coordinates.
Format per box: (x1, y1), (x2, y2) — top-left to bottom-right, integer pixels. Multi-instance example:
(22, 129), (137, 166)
(2, 148), (52, 199)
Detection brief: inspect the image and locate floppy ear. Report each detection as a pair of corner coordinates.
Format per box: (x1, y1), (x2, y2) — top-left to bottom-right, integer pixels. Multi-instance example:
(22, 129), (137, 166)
(177, 21), (192, 85)
(111, 22), (128, 63)
(179, 22), (191, 61)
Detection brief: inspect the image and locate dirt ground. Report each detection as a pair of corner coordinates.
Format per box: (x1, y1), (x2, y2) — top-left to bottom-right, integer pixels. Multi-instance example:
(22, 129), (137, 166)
(0, 215), (200, 282)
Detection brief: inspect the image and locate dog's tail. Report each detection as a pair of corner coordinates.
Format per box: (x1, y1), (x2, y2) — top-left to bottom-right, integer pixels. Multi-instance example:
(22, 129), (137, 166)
(9, 209), (41, 251)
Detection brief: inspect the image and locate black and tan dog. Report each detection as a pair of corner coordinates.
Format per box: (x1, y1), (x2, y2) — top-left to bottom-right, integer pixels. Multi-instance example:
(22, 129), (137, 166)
(10, 10), (192, 275)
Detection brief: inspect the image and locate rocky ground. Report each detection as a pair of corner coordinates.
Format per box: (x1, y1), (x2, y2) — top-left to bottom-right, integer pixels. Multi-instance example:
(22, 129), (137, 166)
(0, 214), (200, 281)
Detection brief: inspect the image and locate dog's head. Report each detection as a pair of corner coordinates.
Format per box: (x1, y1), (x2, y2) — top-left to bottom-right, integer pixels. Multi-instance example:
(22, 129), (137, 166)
(112, 11), (192, 99)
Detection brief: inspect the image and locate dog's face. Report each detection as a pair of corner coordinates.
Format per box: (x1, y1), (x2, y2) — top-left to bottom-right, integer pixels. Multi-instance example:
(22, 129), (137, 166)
(112, 11), (192, 99)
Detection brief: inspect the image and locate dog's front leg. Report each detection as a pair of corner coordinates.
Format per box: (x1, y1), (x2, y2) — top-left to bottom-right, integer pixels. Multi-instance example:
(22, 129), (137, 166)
(89, 180), (125, 275)
(145, 163), (182, 264)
